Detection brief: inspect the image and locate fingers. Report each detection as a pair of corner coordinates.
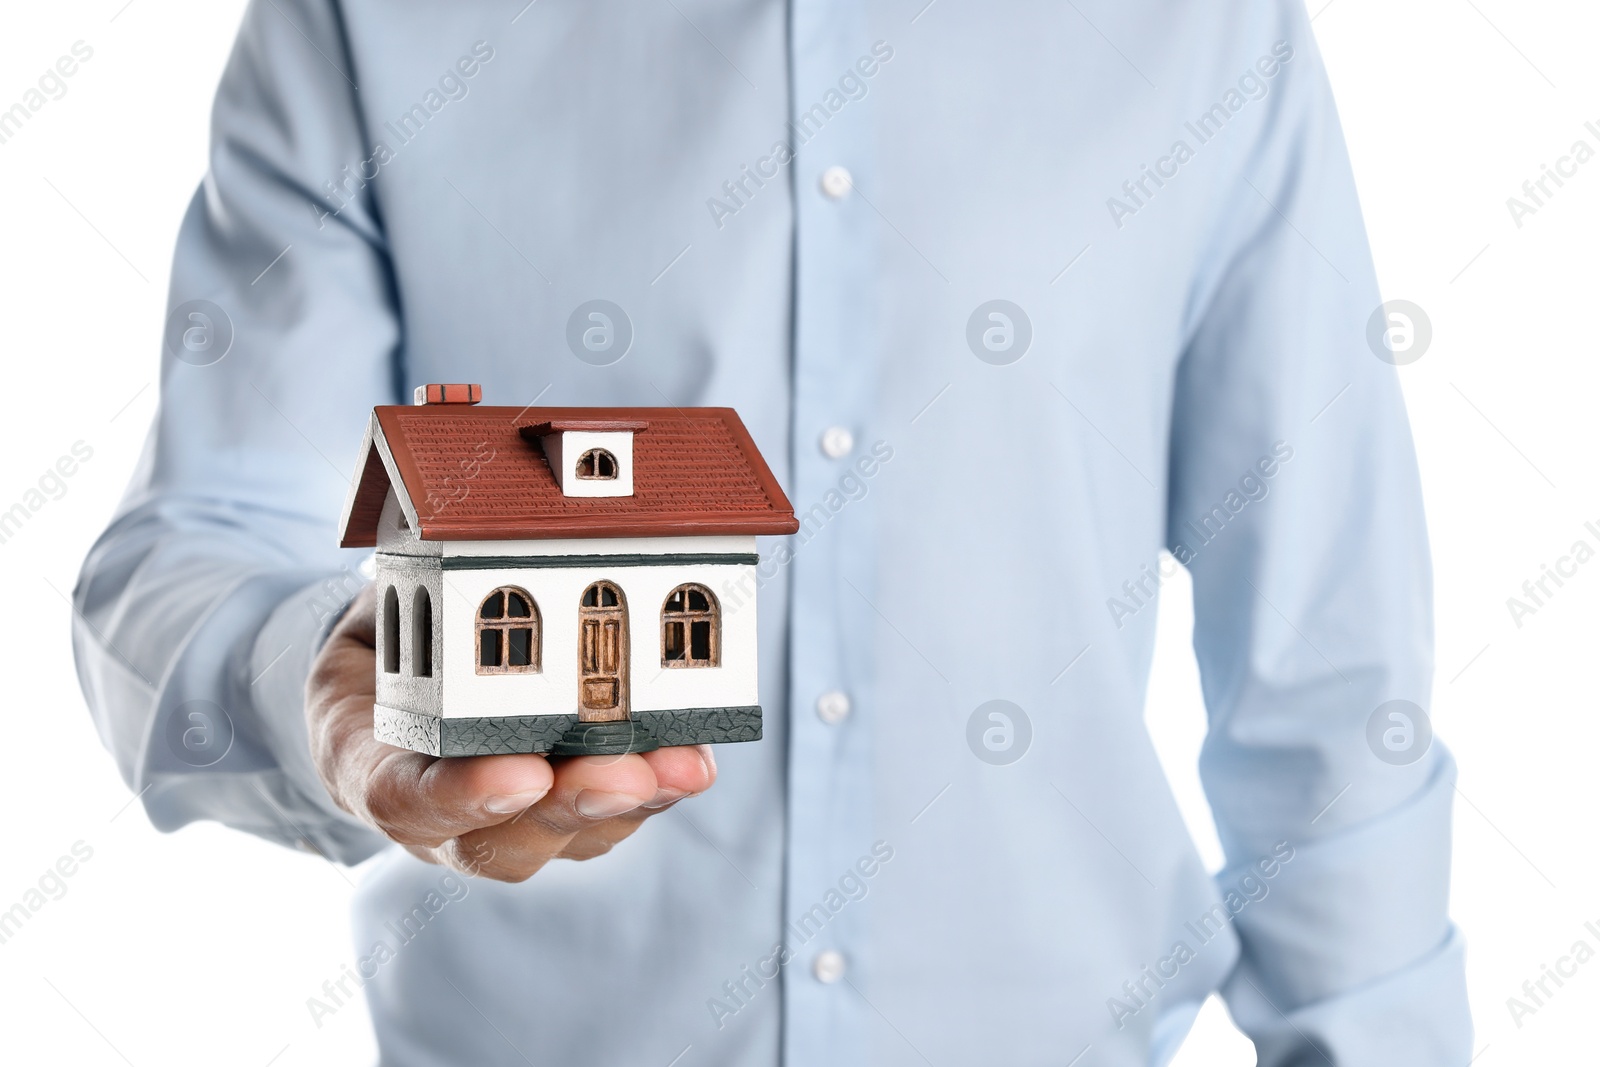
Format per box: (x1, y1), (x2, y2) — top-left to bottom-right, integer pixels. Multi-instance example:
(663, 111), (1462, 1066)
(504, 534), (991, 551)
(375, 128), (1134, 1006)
(356, 746), (692, 855)
(432, 754), (655, 879)
(555, 812), (659, 861)
(518, 752), (660, 833)
(362, 749), (558, 847)
(433, 749), (717, 880)
(636, 744), (717, 809)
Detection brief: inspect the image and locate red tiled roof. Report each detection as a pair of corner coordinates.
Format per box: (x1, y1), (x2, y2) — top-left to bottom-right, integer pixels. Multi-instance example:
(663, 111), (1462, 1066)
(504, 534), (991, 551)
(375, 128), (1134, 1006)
(338, 405), (798, 546)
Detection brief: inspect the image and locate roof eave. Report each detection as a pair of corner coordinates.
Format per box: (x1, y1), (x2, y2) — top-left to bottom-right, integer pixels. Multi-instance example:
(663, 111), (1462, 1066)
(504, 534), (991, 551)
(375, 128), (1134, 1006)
(415, 514), (799, 542)
(337, 416), (421, 548)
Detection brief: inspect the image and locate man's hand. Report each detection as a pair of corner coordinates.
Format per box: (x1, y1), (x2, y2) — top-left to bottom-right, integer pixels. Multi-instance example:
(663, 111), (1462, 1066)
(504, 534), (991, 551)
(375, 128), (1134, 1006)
(305, 584), (716, 881)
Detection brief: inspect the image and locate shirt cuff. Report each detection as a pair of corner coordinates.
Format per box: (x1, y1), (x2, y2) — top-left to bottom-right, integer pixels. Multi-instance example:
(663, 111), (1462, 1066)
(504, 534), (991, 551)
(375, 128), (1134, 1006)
(1220, 753), (1472, 1064)
(1226, 925), (1469, 1065)
(138, 568), (387, 866)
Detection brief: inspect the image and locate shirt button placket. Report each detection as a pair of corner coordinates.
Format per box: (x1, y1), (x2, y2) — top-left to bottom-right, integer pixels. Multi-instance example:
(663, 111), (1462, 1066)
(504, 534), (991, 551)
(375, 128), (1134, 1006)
(784, 1), (878, 1065)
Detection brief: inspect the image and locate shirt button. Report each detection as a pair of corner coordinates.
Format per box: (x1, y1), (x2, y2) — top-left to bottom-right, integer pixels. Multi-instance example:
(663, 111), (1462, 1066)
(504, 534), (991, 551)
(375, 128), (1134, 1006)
(819, 165), (853, 199)
(812, 949), (847, 984)
(816, 690), (852, 725)
(819, 426), (854, 459)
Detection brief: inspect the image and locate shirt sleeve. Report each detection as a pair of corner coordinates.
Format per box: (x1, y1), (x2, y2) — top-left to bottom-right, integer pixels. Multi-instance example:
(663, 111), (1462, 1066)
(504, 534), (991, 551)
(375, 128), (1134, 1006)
(1165, 6), (1471, 1062)
(71, 0), (393, 865)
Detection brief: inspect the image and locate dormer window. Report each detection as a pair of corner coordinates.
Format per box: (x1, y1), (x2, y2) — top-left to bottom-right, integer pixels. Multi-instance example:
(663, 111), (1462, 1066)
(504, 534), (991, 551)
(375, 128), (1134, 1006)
(517, 418), (647, 498)
(577, 448), (618, 480)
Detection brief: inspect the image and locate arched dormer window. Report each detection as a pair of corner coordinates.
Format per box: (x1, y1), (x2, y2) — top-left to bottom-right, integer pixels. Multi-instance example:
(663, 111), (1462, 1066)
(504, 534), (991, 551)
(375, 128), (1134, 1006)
(661, 584), (719, 667)
(477, 587), (541, 674)
(381, 586), (400, 674)
(576, 448), (618, 480)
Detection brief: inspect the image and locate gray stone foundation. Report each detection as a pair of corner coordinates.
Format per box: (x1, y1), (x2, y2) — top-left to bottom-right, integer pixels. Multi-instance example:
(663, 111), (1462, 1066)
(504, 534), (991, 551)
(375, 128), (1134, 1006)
(373, 706), (441, 754)
(373, 704), (761, 756)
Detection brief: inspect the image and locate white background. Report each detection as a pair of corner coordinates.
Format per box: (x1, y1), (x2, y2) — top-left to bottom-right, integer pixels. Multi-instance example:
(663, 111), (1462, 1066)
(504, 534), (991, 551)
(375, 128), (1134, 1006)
(1, 2), (1596, 1064)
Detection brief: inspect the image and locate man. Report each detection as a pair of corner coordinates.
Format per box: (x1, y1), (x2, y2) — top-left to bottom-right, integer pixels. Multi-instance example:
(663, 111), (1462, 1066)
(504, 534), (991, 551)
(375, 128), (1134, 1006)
(72, 0), (1470, 1063)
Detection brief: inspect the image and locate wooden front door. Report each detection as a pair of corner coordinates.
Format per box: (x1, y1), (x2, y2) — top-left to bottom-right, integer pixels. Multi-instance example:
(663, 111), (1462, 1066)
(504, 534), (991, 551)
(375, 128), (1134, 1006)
(578, 581), (628, 721)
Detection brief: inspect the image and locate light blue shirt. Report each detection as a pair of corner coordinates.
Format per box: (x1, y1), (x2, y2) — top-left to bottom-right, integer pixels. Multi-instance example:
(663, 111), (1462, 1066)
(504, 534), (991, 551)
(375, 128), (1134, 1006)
(72, 0), (1470, 1063)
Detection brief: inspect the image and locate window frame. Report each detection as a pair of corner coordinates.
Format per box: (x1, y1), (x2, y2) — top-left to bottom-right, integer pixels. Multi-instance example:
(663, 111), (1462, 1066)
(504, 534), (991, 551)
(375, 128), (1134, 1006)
(476, 586), (542, 675)
(660, 583), (720, 669)
(575, 448), (619, 481)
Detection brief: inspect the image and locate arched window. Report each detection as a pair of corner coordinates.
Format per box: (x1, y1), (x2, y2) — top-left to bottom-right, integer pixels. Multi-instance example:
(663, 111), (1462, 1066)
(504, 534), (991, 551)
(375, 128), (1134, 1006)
(661, 584), (719, 667)
(381, 586), (400, 674)
(576, 448), (618, 480)
(477, 587), (540, 674)
(412, 587), (433, 677)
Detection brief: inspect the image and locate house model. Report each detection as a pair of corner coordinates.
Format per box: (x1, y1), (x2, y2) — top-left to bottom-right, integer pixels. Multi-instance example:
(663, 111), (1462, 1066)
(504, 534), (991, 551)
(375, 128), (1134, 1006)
(336, 384), (798, 757)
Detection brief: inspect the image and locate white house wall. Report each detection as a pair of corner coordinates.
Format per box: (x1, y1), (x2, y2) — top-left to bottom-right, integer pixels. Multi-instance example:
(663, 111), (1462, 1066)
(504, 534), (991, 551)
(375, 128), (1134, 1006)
(439, 560), (759, 718)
